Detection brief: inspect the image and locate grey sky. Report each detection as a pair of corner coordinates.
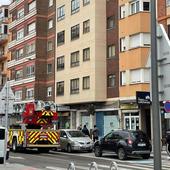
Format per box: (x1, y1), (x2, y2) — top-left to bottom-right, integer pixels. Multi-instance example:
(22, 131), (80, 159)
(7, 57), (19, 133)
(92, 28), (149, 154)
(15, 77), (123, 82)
(0, 0), (10, 5)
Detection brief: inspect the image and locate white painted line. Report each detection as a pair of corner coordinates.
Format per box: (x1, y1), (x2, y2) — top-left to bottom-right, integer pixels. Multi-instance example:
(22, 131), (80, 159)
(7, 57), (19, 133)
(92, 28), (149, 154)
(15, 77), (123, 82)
(46, 166), (65, 170)
(9, 156), (25, 159)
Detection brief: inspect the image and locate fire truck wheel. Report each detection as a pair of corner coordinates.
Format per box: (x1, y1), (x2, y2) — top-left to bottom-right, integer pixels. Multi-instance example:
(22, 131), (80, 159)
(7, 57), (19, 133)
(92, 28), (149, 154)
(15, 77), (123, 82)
(12, 138), (18, 152)
(67, 144), (72, 153)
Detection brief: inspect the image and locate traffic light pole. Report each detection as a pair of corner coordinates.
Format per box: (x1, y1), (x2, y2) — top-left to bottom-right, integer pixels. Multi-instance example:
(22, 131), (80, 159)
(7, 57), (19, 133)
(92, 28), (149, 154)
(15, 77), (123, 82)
(151, 1), (162, 169)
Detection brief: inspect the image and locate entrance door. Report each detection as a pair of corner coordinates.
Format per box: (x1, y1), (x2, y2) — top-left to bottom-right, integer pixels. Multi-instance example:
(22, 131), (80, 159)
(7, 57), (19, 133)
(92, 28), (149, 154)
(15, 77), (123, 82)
(124, 112), (139, 130)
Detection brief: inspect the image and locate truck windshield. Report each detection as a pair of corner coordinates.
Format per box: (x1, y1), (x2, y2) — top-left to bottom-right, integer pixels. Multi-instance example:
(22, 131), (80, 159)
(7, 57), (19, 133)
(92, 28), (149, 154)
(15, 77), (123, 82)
(0, 129), (5, 140)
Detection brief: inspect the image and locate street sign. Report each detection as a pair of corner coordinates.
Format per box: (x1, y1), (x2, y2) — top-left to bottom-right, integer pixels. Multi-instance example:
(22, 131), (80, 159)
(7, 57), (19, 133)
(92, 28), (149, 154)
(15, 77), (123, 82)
(164, 101), (170, 113)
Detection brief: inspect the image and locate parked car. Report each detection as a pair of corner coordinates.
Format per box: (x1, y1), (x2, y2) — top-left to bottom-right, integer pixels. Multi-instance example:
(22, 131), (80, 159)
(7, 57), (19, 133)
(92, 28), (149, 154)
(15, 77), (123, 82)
(59, 129), (93, 152)
(94, 129), (152, 160)
(0, 127), (9, 164)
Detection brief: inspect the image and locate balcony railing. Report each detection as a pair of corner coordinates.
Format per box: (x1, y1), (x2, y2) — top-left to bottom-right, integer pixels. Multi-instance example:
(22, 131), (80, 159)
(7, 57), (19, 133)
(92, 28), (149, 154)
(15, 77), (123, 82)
(9, 9), (37, 30)
(9, 0), (25, 11)
(7, 53), (36, 68)
(0, 34), (8, 41)
(8, 31), (36, 49)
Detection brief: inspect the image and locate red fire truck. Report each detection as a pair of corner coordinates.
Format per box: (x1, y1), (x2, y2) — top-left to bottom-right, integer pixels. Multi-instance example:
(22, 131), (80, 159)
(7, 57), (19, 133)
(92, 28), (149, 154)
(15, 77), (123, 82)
(8, 101), (60, 152)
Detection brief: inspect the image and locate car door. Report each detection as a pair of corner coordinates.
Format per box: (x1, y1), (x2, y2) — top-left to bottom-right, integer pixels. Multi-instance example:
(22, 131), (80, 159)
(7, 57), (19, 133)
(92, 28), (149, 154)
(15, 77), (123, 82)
(102, 132), (115, 152)
(60, 130), (68, 150)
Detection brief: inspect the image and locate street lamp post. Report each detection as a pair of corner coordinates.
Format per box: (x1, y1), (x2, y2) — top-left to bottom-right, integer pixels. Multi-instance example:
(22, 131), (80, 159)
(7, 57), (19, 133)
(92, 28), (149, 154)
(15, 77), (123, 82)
(151, 0), (162, 169)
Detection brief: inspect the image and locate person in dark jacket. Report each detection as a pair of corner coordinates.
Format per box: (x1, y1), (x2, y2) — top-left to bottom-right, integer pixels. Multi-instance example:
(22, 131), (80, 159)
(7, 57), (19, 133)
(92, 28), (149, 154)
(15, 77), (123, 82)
(92, 125), (99, 142)
(82, 125), (90, 136)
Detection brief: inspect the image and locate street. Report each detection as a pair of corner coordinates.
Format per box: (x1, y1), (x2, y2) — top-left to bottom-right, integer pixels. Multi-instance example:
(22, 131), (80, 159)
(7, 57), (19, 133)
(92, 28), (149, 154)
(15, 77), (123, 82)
(3, 150), (170, 170)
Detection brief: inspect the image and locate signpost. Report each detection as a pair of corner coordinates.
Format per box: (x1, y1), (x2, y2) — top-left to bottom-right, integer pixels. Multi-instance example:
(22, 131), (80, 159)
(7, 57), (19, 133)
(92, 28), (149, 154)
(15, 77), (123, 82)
(0, 82), (15, 164)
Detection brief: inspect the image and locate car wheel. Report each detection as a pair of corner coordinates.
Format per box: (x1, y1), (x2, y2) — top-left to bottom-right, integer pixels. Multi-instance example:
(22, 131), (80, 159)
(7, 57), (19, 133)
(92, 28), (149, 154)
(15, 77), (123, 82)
(142, 154), (150, 159)
(12, 138), (17, 152)
(118, 148), (127, 160)
(94, 146), (102, 157)
(67, 144), (72, 153)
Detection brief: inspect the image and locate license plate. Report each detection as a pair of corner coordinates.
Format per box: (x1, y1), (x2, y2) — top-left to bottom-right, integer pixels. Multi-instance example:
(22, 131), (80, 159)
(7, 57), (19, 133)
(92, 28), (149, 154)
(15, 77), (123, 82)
(138, 143), (146, 147)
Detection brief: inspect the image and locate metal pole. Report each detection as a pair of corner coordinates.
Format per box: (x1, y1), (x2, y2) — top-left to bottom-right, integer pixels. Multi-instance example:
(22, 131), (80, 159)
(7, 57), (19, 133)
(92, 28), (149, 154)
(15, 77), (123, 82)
(151, 0), (162, 169)
(3, 82), (9, 164)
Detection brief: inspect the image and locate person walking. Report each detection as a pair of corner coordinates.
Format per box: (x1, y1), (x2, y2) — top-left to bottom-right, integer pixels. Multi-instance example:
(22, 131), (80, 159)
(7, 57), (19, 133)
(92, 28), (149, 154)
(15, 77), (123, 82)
(92, 125), (99, 142)
(82, 125), (90, 136)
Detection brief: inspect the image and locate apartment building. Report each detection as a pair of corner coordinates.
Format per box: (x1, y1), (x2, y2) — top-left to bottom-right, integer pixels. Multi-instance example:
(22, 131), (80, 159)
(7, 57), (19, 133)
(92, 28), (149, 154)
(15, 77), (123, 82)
(119, 0), (151, 137)
(8, 0), (56, 113)
(0, 5), (9, 90)
(55, 0), (119, 135)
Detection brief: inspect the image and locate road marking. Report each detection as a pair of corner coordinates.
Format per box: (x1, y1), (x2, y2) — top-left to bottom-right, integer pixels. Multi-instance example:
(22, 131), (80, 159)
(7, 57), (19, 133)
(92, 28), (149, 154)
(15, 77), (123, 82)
(46, 166), (65, 170)
(9, 156), (25, 159)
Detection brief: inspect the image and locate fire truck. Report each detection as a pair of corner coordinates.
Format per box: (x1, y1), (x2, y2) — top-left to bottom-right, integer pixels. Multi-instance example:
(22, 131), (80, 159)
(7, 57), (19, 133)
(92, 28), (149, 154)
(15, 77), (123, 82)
(8, 101), (60, 152)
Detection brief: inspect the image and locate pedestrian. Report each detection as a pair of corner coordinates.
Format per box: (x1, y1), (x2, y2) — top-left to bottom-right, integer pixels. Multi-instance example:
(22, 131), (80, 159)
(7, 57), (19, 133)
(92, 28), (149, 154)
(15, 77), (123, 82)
(92, 125), (99, 142)
(77, 124), (82, 130)
(82, 125), (90, 136)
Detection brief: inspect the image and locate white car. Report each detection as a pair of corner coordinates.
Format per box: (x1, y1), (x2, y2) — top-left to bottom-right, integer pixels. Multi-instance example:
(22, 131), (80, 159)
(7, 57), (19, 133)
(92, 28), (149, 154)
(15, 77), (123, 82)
(0, 127), (9, 164)
(59, 129), (93, 152)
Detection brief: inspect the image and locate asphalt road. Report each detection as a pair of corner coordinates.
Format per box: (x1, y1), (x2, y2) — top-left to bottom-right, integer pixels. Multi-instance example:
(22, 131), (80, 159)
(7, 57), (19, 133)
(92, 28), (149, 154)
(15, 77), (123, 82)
(7, 150), (170, 170)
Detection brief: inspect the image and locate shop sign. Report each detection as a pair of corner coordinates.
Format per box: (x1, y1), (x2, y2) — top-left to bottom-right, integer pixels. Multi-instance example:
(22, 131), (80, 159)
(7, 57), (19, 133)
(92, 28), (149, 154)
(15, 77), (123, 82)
(56, 105), (70, 111)
(120, 103), (138, 110)
(136, 91), (150, 105)
(165, 112), (170, 119)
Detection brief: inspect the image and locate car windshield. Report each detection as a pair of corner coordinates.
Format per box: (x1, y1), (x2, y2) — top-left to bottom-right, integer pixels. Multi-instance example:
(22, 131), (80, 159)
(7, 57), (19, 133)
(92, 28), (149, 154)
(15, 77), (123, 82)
(131, 131), (147, 140)
(67, 130), (86, 137)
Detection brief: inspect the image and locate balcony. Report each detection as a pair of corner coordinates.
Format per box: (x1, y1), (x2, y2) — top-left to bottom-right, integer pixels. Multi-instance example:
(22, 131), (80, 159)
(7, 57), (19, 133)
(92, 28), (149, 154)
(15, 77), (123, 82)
(8, 76), (35, 87)
(9, 9), (37, 30)
(8, 31), (36, 49)
(7, 53), (36, 68)
(0, 34), (8, 44)
(9, 0), (24, 11)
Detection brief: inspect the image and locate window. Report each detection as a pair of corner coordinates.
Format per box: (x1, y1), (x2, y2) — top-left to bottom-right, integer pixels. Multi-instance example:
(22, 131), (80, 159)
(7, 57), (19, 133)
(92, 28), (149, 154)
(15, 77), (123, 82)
(26, 65), (35, 77)
(71, 0), (80, 14)
(4, 25), (8, 34)
(130, 69), (141, 83)
(0, 129), (5, 140)
(17, 28), (24, 40)
(57, 5), (65, 21)
(17, 8), (24, 19)
(57, 31), (65, 45)
(47, 63), (52, 73)
(143, 2), (150, 11)
(49, 0), (53, 7)
(26, 88), (34, 99)
(5, 8), (8, 18)
(130, 1), (139, 14)
(83, 20), (90, 34)
(71, 51), (79, 67)
(57, 56), (64, 71)
(71, 24), (79, 40)
(108, 74), (116, 87)
(120, 71), (126, 86)
(15, 90), (22, 100)
(47, 87), (52, 97)
(47, 41), (53, 51)
(26, 42), (35, 55)
(28, 22), (36, 34)
(15, 69), (23, 80)
(107, 45), (115, 58)
(120, 5), (126, 19)
(70, 78), (79, 94)
(120, 37), (126, 52)
(16, 48), (24, 60)
(28, 0), (36, 12)
(167, 0), (170, 6)
(57, 81), (64, 96)
(48, 19), (53, 29)
(83, 76), (90, 89)
(83, 0), (90, 6)
(83, 47), (90, 61)
(107, 16), (115, 29)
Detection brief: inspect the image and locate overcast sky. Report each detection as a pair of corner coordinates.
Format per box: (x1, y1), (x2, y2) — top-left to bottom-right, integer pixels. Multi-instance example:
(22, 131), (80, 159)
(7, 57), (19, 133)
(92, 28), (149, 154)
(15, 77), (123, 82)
(0, 0), (10, 5)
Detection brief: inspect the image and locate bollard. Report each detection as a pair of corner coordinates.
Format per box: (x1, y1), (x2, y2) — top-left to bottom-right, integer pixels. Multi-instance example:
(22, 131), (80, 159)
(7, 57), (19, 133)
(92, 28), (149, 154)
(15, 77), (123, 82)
(89, 162), (98, 170)
(110, 161), (118, 170)
(67, 162), (75, 170)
